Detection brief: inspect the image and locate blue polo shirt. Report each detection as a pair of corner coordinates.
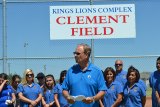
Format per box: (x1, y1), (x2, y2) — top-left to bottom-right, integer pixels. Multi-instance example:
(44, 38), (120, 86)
(138, 79), (147, 91)
(42, 88), (55, 105)
(115, 70), (127, 87)
(149, 70), (160, 107)
(123, 82), (146, 107)
(62, 63), (107, 107)
(11, 87), (20, 107)
(115, 70), (147, 91)
(17, 83), (42, 107)
(53, 83), (69, 107)
(0, 84), (14, 107)
(103, 81), (123, 107)
(155, 80), (160, 93)
(155, 80), (160, 107)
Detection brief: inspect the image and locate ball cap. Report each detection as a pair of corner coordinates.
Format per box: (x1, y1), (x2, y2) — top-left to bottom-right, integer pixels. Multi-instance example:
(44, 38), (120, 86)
(35, 72), (45, 78)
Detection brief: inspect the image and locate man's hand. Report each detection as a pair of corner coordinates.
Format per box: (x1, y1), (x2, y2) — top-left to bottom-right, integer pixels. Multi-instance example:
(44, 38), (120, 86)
(66, 96), (75, 104)
(82, 97), (94, 104)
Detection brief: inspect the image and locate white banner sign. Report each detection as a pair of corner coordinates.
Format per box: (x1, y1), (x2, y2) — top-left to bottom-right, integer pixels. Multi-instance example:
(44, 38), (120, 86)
(50, 4), (136, 40)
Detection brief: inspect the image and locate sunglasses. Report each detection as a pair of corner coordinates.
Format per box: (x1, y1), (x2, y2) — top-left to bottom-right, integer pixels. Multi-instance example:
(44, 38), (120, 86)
(26, 74), (34, 77)
(115, 64), (123, 66)
(73, 52), (81, 55)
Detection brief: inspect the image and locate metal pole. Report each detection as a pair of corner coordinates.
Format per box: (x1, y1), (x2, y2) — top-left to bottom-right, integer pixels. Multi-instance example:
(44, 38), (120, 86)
(2, 0), (7, 74)
(89, 0), (94, 64)
(91, 39), (94, 64)
(24, 42), (28, 69)
(8, 63), (10, 75)
(44, 65), (46, 75)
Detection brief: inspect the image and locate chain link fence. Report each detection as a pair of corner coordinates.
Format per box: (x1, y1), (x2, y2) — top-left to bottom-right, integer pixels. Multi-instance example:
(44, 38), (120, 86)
(0, 0), (160, 80)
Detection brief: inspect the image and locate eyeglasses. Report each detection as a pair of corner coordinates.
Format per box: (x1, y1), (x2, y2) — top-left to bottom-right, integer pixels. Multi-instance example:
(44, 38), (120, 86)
(115, 64), (123, 66)
(73, 52), (82, 55)
(26, 74), (34, 77)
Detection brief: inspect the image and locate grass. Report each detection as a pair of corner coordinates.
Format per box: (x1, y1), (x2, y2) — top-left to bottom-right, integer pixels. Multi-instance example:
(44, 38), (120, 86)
(146, 87), (152, 97)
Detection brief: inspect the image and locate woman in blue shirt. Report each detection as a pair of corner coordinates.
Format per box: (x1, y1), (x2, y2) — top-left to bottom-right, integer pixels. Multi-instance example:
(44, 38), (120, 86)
(0, 73), (16, 107)
(54, 70), (69, 107)
(42, 74), (56, 107)
(11, 74), (21, 107)
(101, 67), (123, 107)
(17, 69), (42, 107)
(123, 66), (146, 107)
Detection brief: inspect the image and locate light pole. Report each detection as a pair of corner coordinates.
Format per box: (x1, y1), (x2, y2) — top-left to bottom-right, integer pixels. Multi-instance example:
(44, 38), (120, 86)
(2, 0), (7, 73)
(44, 64), (46, 75)
(24, 42), (28, 69)
(8, 63), (10, 75)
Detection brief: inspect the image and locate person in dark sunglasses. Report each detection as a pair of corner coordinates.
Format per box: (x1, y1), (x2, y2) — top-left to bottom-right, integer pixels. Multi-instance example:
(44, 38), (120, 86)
(17, 69), (42, 107)
(35, 72), (45, 88)
(62, 43), (107, 107)
(114, 60), (127, 87)
(114, 60), (146, 91)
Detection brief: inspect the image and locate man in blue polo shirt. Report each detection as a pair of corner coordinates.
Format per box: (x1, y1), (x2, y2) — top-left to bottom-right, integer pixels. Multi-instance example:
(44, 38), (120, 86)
(114, 60), (127, 87)
(62, 43), (107, 107)
(114, 60), (147, 90)
(149, 56), (160, 107)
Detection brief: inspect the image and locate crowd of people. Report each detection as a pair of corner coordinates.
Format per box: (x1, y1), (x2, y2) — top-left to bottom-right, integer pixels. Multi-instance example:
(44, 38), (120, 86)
(0, 43), (160, 107)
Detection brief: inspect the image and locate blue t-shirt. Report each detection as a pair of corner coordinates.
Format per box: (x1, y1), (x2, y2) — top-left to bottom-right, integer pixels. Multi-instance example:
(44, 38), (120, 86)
(149, 70), (160, 107)
(17, 83), (42, 107)
(103, 81), (123, 107)
(123, 82), (146, 107)
(62, 63), (107, 107)
(0, 85), (14, 107)
(53, 83), (69, 107)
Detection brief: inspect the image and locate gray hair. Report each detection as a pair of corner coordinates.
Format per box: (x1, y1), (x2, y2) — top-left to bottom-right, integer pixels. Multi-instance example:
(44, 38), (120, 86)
(78, 43), (91, 57)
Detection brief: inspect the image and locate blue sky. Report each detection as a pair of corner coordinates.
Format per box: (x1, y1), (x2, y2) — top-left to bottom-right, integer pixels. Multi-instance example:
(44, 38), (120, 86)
(0, 0), (160, 79)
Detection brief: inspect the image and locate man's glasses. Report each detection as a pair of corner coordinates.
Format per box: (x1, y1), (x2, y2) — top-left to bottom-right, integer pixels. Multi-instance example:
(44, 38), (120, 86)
(26, 74), (34, 77)
(115, 64), (123, 66)
(73, 52), (81, 55)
